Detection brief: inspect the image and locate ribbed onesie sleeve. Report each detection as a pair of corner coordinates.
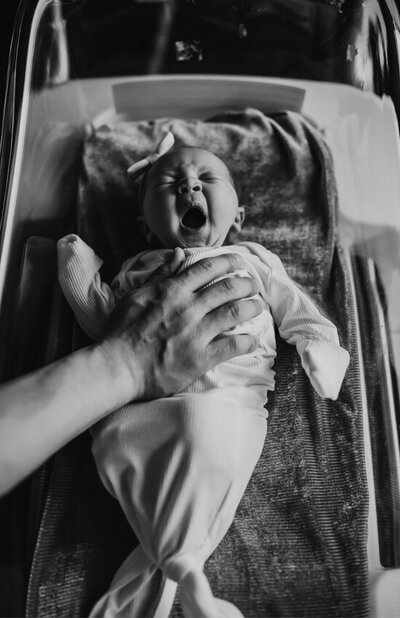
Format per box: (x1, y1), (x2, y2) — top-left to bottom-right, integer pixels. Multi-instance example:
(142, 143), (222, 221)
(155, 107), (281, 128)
(57, 234), (117, 339)
(242, 242), (350, 400)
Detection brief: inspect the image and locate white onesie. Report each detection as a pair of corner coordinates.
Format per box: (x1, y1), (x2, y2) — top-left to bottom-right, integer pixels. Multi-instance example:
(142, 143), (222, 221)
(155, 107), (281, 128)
(57, 236), (349, 618)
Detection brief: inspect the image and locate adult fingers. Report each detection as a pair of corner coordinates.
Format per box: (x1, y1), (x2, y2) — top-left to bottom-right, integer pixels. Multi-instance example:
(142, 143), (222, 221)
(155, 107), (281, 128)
(198, 275), (261, 314)
(203, 297), (264, 340)
(174, 253), (248, 293)
(207, 333), (259, 365)
(143, 247), (186, 284)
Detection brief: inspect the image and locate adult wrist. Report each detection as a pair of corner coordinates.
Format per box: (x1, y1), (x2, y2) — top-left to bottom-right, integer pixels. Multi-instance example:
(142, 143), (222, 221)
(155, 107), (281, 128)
(93, 338), (142, 409)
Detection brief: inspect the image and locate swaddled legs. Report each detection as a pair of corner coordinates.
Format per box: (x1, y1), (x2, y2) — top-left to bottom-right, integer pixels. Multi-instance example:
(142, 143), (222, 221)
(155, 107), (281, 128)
(179, 570), (244, 618)
(89, 387), (267, 618)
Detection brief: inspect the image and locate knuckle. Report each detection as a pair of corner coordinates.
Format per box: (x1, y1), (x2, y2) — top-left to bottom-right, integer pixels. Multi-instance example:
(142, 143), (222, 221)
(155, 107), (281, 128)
(197, 257), (215, 276)
(228, 335), (238, 353)
(221, 277), (235, 294)
(228, 301), (241, 322)
(224, 335), (240, 358)
(247, 276), (260, 295)
(157, 277), (178, 299)
(227, 253), (243, 269)
(235, 274), (258, 297)
(226, 334), (256, 359)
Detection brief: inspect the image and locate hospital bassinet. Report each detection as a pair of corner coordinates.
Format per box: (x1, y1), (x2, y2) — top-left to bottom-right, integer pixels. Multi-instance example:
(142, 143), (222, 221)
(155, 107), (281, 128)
(0, 1), (400, 617)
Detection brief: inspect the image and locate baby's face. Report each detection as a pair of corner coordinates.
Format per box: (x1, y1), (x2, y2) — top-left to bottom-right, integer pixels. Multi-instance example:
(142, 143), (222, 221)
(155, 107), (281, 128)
(141, 147), (241, 248)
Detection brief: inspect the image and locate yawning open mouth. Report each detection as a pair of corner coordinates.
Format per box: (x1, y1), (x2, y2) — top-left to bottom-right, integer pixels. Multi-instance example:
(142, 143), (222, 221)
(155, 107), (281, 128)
(181, 206), (207, 230)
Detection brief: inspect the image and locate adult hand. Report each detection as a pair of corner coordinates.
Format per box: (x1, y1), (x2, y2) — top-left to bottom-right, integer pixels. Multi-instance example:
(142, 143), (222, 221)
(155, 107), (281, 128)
(99, 247), (263, 401)
(0, 249), (262, 494)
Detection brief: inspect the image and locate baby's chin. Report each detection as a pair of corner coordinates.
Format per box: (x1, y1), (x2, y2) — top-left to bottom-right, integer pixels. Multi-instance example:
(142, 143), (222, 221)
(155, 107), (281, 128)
(170, 234), (226, 250)
(149, 226), (228, 249)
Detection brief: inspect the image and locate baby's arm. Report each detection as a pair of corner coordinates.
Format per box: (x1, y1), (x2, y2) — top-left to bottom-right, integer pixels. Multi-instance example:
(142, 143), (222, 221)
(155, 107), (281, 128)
(247, 244), (350, 400)
(57, 234), (116, 340)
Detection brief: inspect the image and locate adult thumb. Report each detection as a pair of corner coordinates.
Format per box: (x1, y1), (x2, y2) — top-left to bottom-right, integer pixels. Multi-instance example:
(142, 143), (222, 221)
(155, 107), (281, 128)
(146, 247), (185, 283)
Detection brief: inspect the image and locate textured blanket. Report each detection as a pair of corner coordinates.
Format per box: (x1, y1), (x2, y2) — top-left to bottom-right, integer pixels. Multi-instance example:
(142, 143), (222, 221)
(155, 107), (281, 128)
(25, 109), (369, 617)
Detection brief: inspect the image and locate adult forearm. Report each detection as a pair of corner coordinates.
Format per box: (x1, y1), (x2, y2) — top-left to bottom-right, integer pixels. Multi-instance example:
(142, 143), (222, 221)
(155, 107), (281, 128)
(0, 344), (134, 496)
(0, 252), (264, 496)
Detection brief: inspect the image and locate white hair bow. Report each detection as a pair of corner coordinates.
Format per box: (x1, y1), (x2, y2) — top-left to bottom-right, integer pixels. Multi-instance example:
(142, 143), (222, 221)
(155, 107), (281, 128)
(127, 131), (175, 180)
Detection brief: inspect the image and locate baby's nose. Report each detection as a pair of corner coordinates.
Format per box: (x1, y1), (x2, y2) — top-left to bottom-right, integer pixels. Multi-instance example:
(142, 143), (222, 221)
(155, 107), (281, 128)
(177, 177), (202, 194)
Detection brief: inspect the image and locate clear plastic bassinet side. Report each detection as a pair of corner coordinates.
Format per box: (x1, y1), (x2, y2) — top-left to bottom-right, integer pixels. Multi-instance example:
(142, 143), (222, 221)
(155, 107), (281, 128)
(1, 1), (400, 617)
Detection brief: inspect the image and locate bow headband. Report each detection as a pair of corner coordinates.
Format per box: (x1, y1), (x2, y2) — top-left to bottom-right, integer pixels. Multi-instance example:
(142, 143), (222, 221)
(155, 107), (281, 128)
(127, 131), (175, 180)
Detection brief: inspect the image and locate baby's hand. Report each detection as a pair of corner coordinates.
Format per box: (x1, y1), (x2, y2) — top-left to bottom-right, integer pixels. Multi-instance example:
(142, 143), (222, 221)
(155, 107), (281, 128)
(57, 234), (103, 277)
(301, 345), (350, 400)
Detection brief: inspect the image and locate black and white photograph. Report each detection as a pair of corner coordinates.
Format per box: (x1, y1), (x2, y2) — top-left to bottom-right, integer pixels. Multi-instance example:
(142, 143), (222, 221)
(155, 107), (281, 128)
(0, 1), (399, 617)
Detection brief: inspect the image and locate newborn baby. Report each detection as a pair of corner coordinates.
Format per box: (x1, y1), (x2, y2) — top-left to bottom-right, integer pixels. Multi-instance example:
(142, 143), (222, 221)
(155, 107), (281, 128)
(58, 133), (350, 618)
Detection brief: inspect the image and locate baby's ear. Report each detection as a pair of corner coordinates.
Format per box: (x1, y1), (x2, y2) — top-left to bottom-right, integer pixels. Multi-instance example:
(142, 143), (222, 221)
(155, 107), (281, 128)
(137, 215), (158, 246)
(231, 206), (245, 232)
(137, 215), (148, 238)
